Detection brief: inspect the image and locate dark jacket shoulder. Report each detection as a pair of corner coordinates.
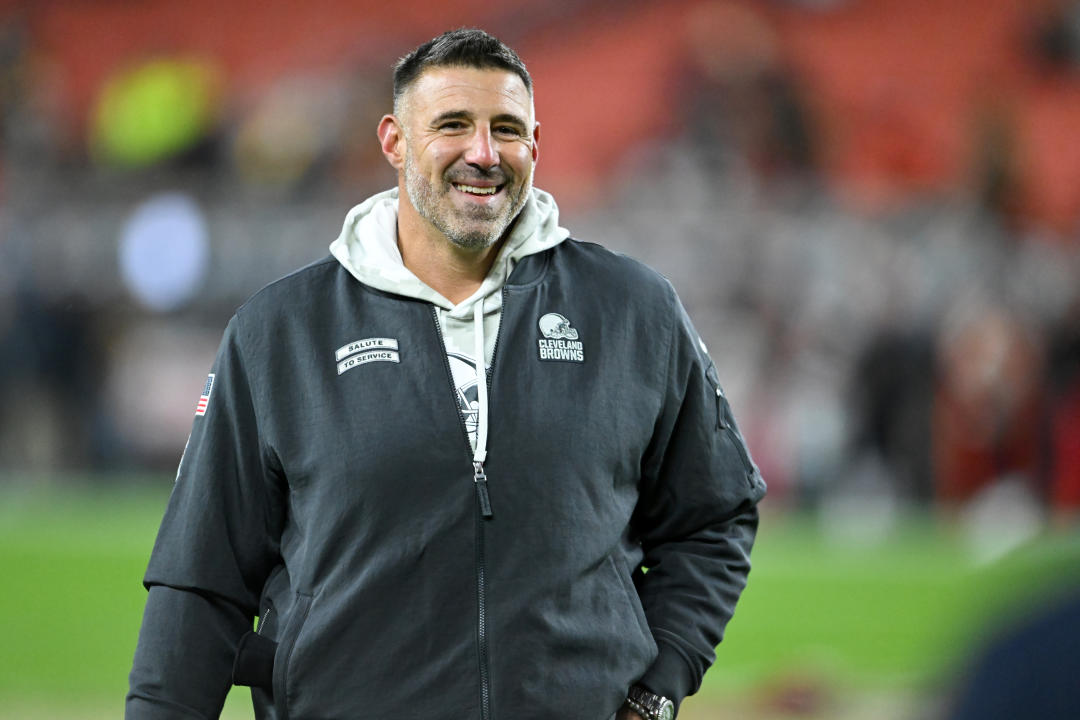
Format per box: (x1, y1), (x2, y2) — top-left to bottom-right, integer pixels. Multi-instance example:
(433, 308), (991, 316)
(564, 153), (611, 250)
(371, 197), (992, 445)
(536, 238), (679, 306)
(235, 255), (343, 319)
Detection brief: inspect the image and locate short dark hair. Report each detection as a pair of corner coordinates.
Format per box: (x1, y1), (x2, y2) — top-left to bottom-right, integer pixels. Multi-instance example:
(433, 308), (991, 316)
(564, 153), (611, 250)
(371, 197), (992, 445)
(393, 28), (532, 111)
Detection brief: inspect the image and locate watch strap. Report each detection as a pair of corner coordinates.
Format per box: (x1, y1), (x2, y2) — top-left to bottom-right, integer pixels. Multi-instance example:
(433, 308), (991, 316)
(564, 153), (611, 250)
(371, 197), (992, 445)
(626, 685), (675, 720)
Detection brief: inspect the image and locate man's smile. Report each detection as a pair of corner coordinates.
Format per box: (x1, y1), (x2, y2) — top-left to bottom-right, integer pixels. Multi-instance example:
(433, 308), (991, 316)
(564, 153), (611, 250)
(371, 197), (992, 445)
(452, 182), (504, 196)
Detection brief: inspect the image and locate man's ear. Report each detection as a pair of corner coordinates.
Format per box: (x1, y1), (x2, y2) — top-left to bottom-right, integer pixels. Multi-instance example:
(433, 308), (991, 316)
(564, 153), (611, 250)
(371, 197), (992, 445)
(531, 122), (540, 163)
(377, 115), (405, 170)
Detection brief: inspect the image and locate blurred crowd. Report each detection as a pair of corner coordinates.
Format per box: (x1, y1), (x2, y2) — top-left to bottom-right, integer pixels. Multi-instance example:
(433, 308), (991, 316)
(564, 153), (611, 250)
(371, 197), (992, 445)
(0, 0), (1078, 524)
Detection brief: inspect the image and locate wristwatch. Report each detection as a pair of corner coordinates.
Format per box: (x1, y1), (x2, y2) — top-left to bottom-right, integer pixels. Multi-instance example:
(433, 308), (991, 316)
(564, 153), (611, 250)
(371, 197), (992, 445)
(626, 685), (675, 720)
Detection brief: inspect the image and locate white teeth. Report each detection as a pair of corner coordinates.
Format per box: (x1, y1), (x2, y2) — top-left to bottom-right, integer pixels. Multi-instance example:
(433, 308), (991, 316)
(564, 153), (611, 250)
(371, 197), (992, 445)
(454, 183), (499, 195)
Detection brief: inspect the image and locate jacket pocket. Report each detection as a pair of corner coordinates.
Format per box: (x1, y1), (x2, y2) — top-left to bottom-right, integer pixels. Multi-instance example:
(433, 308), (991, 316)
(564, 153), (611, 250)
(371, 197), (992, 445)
(607, 554), (653, 650)
(272, 591), (314, 719)
(707, 364), (758, 489)
(256, 563), (288, 638)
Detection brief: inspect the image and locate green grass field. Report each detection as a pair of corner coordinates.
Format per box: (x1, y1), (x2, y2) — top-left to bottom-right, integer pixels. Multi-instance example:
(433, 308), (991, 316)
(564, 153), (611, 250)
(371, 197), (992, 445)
(1, 480), (1077, 719)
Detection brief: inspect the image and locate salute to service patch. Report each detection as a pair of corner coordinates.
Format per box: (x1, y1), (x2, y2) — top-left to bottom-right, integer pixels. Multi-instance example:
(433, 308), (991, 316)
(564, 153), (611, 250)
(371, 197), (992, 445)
(195, 373), (215, 416)
(335, 337), (400, 375)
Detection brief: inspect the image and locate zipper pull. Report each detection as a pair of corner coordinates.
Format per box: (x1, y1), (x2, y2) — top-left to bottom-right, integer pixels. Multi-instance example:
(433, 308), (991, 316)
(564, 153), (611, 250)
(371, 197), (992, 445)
(473, 461), (494, 519)
(714, 385), (728, 430)
(706, 365), (727, 431)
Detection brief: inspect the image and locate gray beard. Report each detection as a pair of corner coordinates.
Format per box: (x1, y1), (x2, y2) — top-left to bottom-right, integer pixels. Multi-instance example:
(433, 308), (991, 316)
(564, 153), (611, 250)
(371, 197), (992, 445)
(404, 152), (529, 251)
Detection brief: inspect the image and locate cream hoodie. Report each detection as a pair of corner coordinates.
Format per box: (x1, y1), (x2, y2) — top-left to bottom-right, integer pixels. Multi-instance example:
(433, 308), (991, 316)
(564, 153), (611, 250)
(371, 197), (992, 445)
(329, 186), (570, 455)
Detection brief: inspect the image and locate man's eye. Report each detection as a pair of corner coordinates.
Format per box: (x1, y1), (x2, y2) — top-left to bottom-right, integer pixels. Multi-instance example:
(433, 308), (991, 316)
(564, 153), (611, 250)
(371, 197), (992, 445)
(439, 121), (466, 131)
(495, 126), (523, 137)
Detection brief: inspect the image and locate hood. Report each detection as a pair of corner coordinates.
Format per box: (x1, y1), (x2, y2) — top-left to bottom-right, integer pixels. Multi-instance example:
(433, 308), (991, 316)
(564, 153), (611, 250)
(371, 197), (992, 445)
(329, 186), (570, 317)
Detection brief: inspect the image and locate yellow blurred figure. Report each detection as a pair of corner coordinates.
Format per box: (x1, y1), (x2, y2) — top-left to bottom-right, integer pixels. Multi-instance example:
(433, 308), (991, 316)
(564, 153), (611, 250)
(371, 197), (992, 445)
(90, 57), (221, 167)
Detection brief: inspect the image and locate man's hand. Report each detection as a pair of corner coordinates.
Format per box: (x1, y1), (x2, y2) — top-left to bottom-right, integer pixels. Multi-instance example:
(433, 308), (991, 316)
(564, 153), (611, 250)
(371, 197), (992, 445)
(616, 702), (646, 720)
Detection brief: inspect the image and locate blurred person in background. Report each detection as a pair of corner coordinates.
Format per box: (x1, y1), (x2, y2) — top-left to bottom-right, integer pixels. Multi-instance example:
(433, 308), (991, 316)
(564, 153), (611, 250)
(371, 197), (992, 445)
(932, 302), (1045, 507)
(1046, 296), (1080, 520)
(126, 28), (765, 720)
(0, 281), (109, 469)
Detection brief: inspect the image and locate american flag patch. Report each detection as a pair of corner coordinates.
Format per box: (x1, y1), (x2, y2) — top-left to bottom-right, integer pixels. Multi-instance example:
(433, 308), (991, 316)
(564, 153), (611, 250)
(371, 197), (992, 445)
(195, 373), (215, 416)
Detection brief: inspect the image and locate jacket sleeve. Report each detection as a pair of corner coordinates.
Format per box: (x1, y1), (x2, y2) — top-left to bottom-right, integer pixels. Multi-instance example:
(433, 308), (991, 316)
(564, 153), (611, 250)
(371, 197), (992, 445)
(127, 315), (285, 718)
(631, 289), (766, 708)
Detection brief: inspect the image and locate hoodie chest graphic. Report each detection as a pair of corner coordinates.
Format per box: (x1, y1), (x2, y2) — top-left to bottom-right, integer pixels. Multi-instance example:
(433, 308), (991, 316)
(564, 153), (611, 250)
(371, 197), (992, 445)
(335, 337), (400, 375)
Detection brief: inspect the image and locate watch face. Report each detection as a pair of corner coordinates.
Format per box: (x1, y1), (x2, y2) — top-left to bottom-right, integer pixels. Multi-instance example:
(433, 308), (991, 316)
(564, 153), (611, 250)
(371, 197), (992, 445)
(658, 700), (675, 720)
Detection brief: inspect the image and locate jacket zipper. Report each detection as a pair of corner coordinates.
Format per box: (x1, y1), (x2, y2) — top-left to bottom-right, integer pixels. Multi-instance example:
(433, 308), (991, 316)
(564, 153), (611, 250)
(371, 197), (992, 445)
(470, 285), (506, 519)
(430, 302), (502, 720)
(475, 507), (491, 720)
(473, 461), (493, 517)
(711, 376), (756, 486)
(257, 606), (271, 634)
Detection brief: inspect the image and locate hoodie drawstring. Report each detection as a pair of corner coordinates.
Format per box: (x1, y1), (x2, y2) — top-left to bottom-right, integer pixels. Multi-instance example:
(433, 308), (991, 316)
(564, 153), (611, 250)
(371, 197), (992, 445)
(472, 303), (493, 518)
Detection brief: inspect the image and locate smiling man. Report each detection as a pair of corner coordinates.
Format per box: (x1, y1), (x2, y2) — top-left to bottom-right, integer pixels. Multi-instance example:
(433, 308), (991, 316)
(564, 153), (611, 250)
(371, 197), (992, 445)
(127, 29), (765, 720)
(383, 59), (539, 305)
(393, 64), (536, 253)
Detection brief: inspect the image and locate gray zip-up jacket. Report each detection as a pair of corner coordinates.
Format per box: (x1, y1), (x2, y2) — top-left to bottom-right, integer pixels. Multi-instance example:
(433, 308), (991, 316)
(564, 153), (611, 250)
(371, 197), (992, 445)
(127, 191), (765, 720)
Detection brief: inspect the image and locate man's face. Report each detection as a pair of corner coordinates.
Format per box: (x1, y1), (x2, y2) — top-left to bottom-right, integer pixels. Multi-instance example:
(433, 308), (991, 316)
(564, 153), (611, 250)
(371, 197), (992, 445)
(396, 66), (538, 251)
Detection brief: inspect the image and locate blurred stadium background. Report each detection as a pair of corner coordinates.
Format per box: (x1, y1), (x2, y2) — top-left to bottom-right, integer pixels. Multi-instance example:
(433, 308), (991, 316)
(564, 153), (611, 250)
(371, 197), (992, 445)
(1, 0), (1079, 717)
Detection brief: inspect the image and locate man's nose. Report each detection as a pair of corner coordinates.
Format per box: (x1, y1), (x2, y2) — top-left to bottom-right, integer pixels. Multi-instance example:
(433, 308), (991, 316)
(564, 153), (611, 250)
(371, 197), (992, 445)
(464, 128), (499, 169)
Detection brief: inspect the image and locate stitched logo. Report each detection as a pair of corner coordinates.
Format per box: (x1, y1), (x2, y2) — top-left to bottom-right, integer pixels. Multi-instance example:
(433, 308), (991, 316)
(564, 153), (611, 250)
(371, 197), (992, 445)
(537, 313), (584, 363)
(335, 337), (400, 375)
